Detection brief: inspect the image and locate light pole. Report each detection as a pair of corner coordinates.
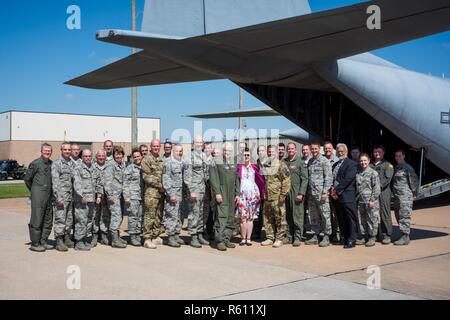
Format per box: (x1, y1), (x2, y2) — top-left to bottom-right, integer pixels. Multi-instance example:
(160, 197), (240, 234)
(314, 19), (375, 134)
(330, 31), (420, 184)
(131, 0), (138, 148)
(238, 88), (244, 142)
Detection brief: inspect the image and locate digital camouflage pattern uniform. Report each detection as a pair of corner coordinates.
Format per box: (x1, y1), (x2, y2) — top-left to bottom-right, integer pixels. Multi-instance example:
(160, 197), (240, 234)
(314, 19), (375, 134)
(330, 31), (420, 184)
(73, 162), (102, 241)
(24, 157), (53, 246)
(162, 157), (188, 236)
(307, 155), (333, 236)
(104, 160), (125, 233)
(356, 167), (381, 237)
(185, 150), (209, 235)
(123, 163), (144, 235)
(392, 162), (419, 235)
(284, 156), (309, 242)
(141, 153), (165, 240)
(262, 159), (291, 242)
(370, 160), (394, 239)
(209, 157), (240, 244)
(52, 157), (75, 237)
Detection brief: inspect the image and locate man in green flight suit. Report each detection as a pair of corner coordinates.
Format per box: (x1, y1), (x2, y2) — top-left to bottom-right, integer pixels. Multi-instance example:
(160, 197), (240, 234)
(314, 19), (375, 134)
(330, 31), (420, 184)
(284, 143), (309, 246)
(24, 143), (54, 252)
(209, 142), (240, 251)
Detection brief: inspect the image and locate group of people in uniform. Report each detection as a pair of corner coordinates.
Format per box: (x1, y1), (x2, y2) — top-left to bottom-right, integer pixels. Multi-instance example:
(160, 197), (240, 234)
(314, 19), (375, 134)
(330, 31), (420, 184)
(24, 137), (419, 253)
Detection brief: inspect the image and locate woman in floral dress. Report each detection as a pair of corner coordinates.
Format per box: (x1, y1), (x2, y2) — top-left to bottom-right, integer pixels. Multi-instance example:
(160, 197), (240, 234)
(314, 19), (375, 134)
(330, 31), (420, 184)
(237, 148), (265, 246)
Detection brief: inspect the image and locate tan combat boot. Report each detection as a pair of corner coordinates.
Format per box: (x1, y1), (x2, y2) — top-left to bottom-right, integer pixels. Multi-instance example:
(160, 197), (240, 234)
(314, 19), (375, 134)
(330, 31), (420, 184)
(261, 239), (274, 246)
(144, 239), (157, 249)
(272, 240), (283, 248)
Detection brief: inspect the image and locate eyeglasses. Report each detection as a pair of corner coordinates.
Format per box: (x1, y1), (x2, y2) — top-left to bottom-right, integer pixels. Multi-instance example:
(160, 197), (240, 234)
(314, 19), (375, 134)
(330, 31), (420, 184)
(244, 154), (251, 157)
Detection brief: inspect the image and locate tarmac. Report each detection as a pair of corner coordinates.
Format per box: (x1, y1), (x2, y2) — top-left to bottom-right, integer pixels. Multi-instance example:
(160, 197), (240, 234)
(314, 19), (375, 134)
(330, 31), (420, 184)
(0, 196), (449, 300)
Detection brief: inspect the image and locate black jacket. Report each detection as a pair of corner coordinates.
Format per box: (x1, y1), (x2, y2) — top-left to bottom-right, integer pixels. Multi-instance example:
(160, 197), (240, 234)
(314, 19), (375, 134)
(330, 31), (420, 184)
(333, 158), (357, 204)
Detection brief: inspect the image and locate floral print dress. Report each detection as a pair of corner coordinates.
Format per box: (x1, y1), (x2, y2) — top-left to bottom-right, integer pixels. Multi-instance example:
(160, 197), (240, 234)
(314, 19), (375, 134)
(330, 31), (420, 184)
(237, 164), (260, 221)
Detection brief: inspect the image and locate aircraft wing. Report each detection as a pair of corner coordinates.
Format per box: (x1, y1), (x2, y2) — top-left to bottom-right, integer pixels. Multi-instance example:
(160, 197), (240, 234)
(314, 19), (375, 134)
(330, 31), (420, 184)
(67, 0), (450, 89)
(203, 0), (450, 65)
(65, 50), (222, 89)
(186, 108), (279, 119)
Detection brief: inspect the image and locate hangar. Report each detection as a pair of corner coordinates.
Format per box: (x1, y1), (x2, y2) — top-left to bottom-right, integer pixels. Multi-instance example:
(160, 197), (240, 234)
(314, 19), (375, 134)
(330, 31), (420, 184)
(0, 110), (160, 166)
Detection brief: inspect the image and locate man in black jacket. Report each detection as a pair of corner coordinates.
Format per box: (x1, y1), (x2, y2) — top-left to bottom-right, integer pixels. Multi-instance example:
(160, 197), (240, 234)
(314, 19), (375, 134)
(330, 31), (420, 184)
(331, 143), (359, 248)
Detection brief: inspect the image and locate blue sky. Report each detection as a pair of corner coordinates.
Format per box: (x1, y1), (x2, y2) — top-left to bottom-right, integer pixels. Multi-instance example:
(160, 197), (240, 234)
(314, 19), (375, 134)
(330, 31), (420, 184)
(0, 0), (449, 140)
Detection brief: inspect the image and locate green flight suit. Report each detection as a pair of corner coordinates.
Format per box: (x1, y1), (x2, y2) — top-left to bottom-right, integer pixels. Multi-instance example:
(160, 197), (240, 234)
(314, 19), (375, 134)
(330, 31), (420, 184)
(24, 157), (53, 244)
(284, 156), (309, 242)
(209, 158), (240, 243)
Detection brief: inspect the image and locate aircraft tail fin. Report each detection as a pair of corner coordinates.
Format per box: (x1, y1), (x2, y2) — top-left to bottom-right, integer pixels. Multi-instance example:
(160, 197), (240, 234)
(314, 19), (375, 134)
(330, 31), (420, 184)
(141, 0), (311, 38)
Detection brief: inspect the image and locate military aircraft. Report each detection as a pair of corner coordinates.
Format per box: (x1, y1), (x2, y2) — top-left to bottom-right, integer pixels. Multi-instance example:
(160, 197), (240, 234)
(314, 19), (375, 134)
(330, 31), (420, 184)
(66, 0), (450, 180)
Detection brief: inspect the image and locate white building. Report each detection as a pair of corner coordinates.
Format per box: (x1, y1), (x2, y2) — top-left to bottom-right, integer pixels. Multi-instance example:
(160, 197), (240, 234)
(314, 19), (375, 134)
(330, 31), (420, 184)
(0, 110), (160, 165)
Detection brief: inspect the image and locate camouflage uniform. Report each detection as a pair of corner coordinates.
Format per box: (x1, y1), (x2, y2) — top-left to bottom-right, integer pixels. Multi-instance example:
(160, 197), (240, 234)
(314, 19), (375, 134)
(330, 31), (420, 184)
(284, 156), (309, 242)
(262, 159), (291, 242)
(162, 157), (188, 236)
(52, 157), (75, 237)
(104, 161), (125, 232)
(123, 163), (144, 235)
(209, 158), (240, 244)
(370, 160), (394, 239)
(71, 157), (82, 167)
(24, 157), (53, 245)
(392, 162), (419, 235)
(73, 162), (102, 241)
(307, 155), (333, 236)
(141, 153), (165, 240)
(356, 167), (381, 237)
(185, 151), (209, 235)
(92, 162), (110, 235)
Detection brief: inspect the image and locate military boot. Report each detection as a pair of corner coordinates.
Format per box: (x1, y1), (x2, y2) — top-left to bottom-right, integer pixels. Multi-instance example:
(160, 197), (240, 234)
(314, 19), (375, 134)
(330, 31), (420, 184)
(40, 239), (54, 250)
(118, 232), (127, 245)
(365, 237), (376, 247)
(143, 239), (156, 249)
(190, 235), (202, 248)
(355, 238), (366, 246)
(30, 242), (46, 252)
(153, 236), (164, 245)
(100, 232), (109, 245)
(174, 234), (186, 245)
(75, 239), (90, 251)
(261, 239), (274, 246)
(224, 241), (236, 248)
(381, 235), (391, 245)
(130, 235), (142, 247)
(168, 236), (181, 248)
(292, 239), (301, 247)
(216, 242), (227, 251)
(272, 240), (283, 248)
(64, 233), (75, 248)
(305, 234), (318, 245)
(91, 234), (98, 248)
(319, 235), (330, 247)
(111, 231), (127, 248)
(394, 234), (410, 246)
(56, 236), (68, 252)
(283, 237), (291, 245)
(198, 233), (210, 245)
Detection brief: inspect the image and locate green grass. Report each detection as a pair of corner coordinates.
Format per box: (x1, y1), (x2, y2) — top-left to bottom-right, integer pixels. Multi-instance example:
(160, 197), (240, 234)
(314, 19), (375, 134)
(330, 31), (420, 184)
(0, 183), (30, 199)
